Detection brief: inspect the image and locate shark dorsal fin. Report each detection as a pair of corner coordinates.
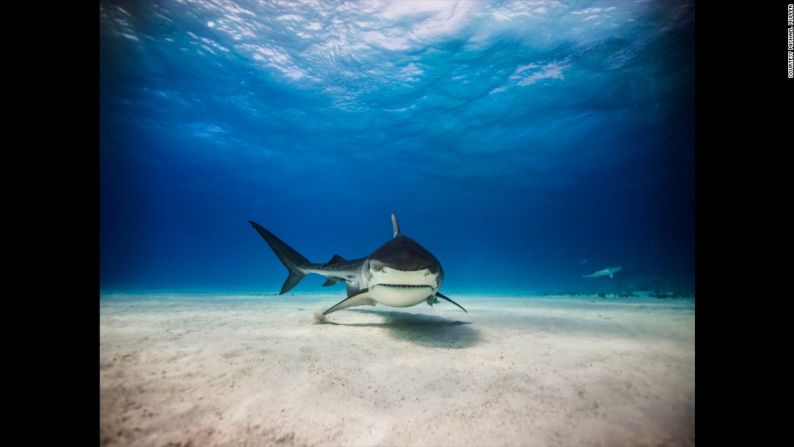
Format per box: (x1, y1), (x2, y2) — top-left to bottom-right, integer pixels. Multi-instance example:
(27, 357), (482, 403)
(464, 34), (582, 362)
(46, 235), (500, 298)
(391, 213), (400, 238)
(326, 254), (346, 265)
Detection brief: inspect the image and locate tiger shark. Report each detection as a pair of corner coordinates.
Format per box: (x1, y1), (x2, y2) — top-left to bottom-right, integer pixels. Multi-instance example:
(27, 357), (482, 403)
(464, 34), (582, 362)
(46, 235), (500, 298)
(582, 266), (622, 279)
(249, 213), (466, 316)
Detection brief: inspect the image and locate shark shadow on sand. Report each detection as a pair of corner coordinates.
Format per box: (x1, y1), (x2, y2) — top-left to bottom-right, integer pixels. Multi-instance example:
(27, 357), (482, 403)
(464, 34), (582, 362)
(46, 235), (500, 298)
(319, 309), (481, 349)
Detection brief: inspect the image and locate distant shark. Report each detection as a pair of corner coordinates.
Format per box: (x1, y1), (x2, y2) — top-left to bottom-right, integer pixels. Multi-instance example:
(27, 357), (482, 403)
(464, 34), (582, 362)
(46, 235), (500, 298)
(249, 213), (466, 316)
(582, 266), (622, 279)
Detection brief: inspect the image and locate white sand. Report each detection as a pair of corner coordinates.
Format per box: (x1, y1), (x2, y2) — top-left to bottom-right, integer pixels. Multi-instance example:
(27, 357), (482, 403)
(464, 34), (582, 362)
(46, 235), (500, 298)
(100, 294), (694, 447)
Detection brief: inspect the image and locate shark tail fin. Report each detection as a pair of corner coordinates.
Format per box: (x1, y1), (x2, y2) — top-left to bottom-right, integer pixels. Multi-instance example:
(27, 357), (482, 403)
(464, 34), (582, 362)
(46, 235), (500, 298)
(249, 221), (311, 294)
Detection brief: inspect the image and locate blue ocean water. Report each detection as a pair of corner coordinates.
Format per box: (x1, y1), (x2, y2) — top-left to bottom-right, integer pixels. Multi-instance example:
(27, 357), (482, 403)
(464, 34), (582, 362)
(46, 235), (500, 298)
(99, 0), (694, 296)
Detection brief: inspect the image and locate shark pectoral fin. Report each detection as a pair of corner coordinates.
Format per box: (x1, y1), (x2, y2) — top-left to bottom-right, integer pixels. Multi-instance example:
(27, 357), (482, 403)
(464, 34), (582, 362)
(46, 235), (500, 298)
(346, 282), (365, 298)
(322, 291), (374, 315)
(609, 273), (614, 278)
(435, 292), (467, 313)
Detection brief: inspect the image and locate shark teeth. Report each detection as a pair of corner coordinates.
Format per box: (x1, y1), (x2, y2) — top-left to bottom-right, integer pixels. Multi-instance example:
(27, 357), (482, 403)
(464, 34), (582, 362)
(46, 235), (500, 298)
(374, 284), (433, 289)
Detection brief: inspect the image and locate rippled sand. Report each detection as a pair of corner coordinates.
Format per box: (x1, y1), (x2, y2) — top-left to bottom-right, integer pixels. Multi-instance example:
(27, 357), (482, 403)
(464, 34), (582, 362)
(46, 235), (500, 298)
(100, 294), (694, 447)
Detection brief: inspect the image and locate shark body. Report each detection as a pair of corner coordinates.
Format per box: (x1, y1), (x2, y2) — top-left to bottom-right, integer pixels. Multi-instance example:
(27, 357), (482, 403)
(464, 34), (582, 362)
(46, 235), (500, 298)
(249, 213), (466, 316)
(582, 266), (622, 279)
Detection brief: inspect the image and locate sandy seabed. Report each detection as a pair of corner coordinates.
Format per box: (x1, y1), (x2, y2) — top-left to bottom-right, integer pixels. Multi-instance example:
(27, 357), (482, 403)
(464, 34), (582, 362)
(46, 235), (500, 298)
(100, 294), (694, 447)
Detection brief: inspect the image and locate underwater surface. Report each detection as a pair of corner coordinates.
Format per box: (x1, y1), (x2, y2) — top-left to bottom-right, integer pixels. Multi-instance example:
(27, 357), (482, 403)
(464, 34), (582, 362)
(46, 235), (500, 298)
(99, 0), (695, 296)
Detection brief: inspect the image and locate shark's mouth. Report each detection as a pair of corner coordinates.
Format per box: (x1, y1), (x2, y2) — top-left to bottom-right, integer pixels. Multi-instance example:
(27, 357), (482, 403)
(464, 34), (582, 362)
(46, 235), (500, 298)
(374, 284), (434, 289)
(369, 282), (437, 307)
